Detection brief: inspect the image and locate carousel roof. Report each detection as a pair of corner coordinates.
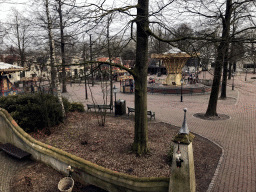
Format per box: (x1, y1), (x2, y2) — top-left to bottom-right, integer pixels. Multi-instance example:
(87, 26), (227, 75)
(164, 47), (186, 54)
(0, 62), (26, 73)
(151, 47), (191, 60)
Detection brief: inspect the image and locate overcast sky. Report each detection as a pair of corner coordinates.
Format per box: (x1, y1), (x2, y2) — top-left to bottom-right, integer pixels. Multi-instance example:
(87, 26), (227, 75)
(0, 0), (30, 22)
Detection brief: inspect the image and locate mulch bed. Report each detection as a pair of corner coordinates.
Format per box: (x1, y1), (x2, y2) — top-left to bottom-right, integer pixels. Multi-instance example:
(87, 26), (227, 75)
(194, 113), (230, 120)
(10, 112), (222, 192)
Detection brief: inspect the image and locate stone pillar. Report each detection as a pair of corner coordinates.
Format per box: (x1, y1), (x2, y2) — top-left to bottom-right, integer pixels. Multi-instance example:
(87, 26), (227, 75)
(169, 109), (196, 192)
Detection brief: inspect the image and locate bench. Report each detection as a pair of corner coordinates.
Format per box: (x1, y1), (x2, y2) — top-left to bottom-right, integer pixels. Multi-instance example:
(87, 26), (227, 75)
(0, 143), (31, 159)
(147, 110), (155, 120)
(87, 104), (113, 113)
(127, 107), (135, 116)
(98, 104), (113, 113)
(87, 104), (99, 112)
(127, 107), (155, 120)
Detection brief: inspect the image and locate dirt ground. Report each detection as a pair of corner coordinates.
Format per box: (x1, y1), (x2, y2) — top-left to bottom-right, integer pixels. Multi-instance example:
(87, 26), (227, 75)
(10, 111), (222, 192)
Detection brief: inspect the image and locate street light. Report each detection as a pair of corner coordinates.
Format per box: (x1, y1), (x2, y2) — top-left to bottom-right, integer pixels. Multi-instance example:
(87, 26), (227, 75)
(245, 68), (248, 81)
(113, 85), (118, 104)
(180, 79), (184, 102)
(232, 72), (235, 90)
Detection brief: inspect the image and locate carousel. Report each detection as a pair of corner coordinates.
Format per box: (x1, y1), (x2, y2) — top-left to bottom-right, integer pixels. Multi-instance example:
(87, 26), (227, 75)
(149, 48), (210, 94)
(151, 47), (191, 86)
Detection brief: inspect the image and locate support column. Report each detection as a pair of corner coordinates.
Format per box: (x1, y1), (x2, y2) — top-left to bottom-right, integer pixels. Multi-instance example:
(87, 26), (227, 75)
(169, 108), (196, 192)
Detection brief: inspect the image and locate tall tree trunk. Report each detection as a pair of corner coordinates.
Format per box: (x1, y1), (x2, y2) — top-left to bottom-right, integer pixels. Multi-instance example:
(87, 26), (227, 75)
(206, 0), (232, 116)
(228, 61), (232, 80)
(45, 0), (56, 92)
(45, 0), (65, 116)
(252, 42), (255, 74)
(132, 0), (149, 155)
(57, 0), (67, 93)
(90, 34), (94, 86)
(205, 48), (223, 116)
(220, 49), (229, 98)
(15, 15), (26, 87)
(107, 17), (113, 107)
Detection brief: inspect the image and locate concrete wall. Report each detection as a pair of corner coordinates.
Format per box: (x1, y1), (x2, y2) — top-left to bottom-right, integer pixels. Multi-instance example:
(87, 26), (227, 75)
(0, 108), (169, 192)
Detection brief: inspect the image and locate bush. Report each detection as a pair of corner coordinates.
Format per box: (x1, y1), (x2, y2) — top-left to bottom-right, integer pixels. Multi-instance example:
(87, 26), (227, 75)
(0, 93), (71, 133)
(62, 97), (71, 113)
(167, 143), (175, 166)
(70, 102), (85, 112)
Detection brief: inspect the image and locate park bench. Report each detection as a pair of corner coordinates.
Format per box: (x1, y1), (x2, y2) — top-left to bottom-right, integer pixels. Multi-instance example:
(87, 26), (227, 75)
(127, 107), (155, 120)
(87, 104), (113, 113)
(87, 104), (99, 112)
(98, 104), (113, 113)
(127, 107), (135, 116)
(0, 143), (31, 159)
(147, 110), (156, 120)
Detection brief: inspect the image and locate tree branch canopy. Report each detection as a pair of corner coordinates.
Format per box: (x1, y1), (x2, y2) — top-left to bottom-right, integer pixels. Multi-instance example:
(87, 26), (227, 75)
(54, 60), (136, 77)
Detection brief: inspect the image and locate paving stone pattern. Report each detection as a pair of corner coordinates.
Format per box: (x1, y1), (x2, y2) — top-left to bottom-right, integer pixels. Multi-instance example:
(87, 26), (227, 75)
(1, 71), (256, 191)
(0, 151), (32, 192)
(63, 72), (256, 191)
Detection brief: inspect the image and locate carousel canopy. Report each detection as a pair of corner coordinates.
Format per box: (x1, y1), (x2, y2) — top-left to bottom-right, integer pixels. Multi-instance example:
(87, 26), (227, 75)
(151, 47), (191, 59)
(164, 47), (186, 54)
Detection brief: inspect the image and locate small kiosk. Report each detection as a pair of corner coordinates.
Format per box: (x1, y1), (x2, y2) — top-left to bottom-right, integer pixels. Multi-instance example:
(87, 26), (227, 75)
(120, 76), (134, 93)
(0, 63), (26, 96)
(20, 77), (38, 93)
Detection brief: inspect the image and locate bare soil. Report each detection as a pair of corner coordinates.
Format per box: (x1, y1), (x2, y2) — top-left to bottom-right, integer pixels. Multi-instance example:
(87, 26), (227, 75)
(11, 111), (222, 192)
(194, 113), (230, 120)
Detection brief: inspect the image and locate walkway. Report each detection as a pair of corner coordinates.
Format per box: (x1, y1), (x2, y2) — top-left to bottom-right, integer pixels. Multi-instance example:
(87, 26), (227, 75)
(63, 71), (256, 192)
(1, 71), (255, 191)
(0, 150), (32, 191)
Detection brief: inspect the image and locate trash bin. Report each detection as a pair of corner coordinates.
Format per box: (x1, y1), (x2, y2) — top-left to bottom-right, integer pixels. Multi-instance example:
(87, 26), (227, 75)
(58, 177), (74, 192)
(115, 99), (126, 116)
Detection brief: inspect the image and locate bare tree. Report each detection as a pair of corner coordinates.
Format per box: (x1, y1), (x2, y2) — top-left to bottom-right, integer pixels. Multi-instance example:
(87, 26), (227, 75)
(180, 0), (256, 116)
(44, 0), (65, 116)
(56, 0), (67, 92)
(6, 9), (33, 86)
(64, 0), (256, 154)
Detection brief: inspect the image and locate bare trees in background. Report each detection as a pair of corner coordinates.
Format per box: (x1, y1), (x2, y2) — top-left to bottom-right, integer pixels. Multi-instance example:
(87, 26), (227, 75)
(5, 9), (34, 86)
(1, 0), (256, 154)
(44, 0), (65, 115)
(179, 0), (256, 116)
(56, 0), (256, 154)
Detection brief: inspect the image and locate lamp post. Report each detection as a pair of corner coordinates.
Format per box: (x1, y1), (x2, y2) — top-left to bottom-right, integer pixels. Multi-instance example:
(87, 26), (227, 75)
(232, 72), (235, 90)
(245, 68), (248, 81)
(180, 79), (184, 102)
(113, 85), (117, 104)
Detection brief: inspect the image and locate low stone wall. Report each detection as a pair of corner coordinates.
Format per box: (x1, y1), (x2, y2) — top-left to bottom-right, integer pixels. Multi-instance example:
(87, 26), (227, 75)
(0, 108), (169, 192)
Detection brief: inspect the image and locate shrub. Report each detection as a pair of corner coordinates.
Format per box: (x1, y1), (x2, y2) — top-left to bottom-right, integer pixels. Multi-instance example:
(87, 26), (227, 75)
(0, 93), (71, 133)
(62, 97), (71, 113)
(167, 143), (175, 166)
(70, 102), (85, 112)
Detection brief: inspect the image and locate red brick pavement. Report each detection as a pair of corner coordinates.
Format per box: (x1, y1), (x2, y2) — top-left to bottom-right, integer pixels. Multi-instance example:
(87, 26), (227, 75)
(62, 72), (256, 192)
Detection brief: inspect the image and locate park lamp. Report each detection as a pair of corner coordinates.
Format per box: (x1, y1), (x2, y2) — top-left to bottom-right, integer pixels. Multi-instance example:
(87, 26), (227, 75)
(113, 85), (118, 93)
(232, 72), (235, 90)
(180, 79), (184, 102)
(113, 85), (118, 103)
(245, 68), (248, 81)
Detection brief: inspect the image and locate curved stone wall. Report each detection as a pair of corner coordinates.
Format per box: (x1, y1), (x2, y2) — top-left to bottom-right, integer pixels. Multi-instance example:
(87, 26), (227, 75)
(0, 108), (169, 192)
